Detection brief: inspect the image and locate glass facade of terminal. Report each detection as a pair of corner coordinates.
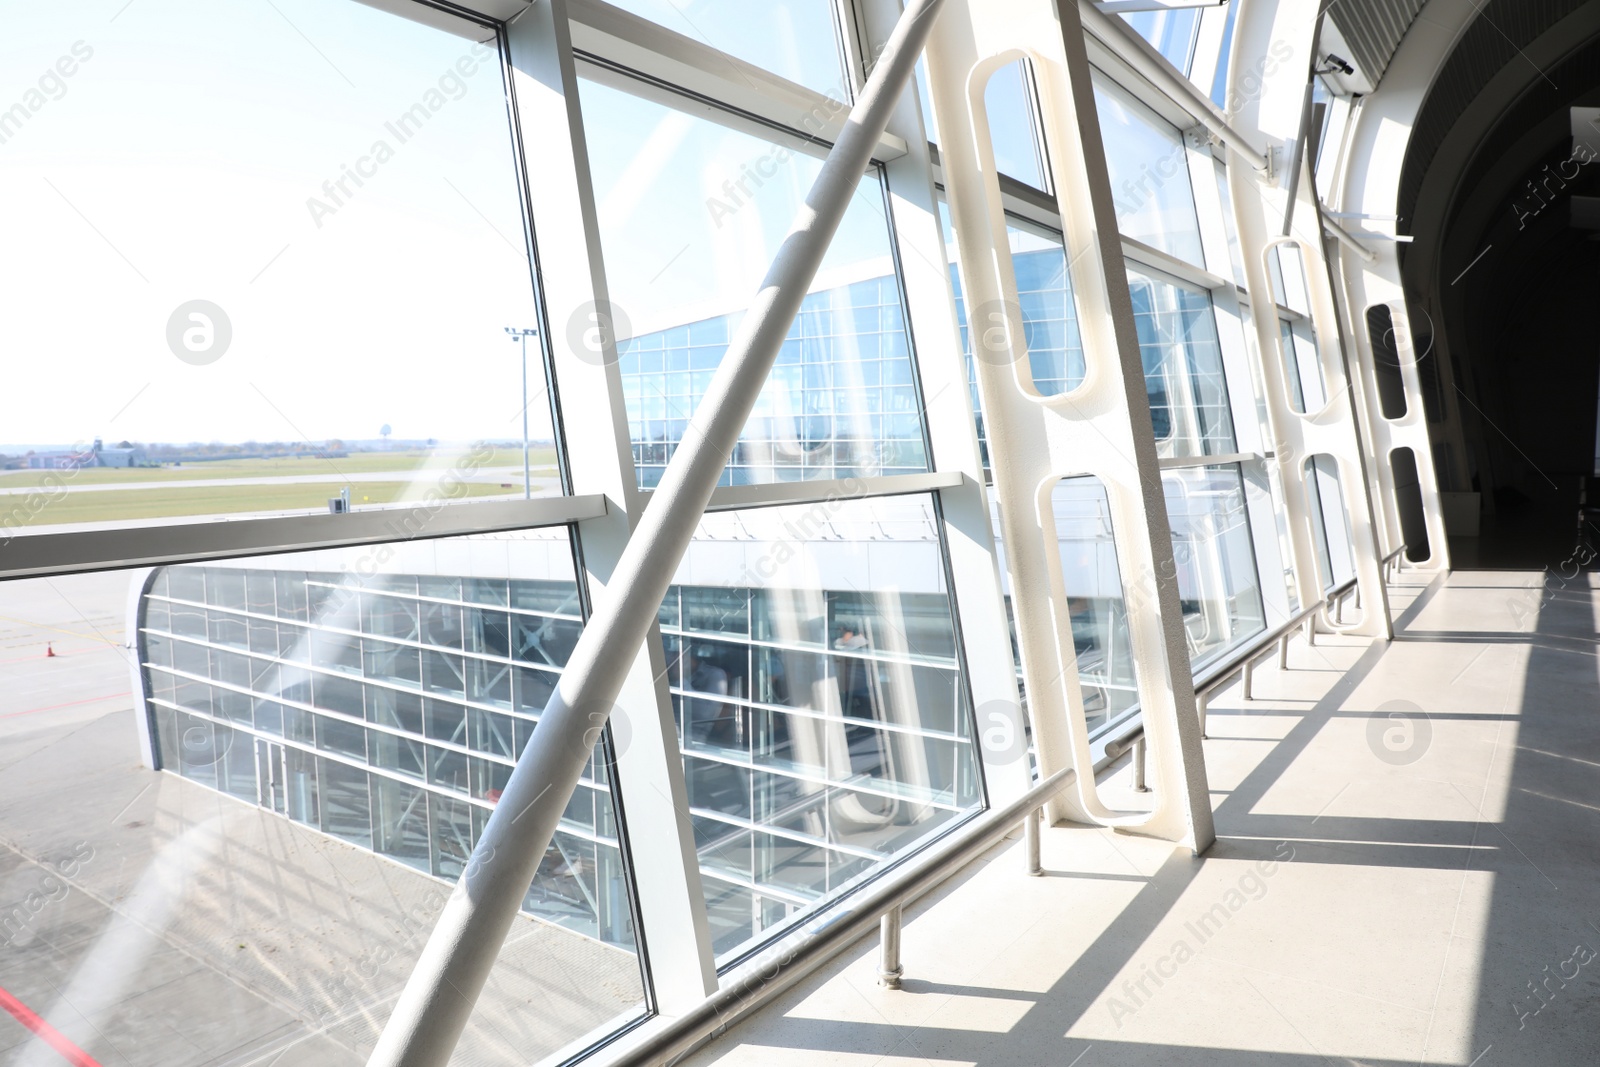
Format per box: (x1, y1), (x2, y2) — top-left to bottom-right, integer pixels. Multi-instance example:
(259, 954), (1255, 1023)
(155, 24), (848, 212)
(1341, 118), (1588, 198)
(616, 275), (928, 488)
(136, 493), (983, 960)
(137, 560), (639, 946)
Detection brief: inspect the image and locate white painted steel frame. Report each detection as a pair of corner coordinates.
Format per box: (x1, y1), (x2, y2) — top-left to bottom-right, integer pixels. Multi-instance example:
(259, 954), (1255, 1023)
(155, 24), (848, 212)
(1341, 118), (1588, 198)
(1226, 0), (1393, 639)
(1320, 0), (1459, 571)
(499, 0), (720, 1034)
(925, 0), (1215, 849)
(0, 495), (607, 581)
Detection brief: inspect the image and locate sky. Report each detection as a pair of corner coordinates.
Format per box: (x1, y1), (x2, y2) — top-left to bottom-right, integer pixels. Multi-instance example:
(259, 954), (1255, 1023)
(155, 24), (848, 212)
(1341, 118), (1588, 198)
(0, 0), (546, 448)
(0, 0), (942, 451)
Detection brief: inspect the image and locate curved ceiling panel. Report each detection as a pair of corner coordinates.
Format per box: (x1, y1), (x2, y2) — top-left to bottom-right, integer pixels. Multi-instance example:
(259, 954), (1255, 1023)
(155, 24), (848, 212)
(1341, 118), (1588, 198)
(1326, 0), (1427, 87)
(1397, 0), (1590, 225)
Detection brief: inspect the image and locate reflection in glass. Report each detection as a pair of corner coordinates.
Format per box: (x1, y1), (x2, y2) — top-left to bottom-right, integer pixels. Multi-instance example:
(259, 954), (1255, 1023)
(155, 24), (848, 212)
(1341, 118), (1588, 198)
(1128, 269), (1236, 458)
(1048, 478), (1138, 732)
(1163, 465), (1266, 668)
(580, 75), (929, 488)
(1279, 319), (1326, 413)
(662, 495), (981, 959)
(1305, 455), (1355, 590)
(1095, 78), (1205, 265)
(941, 209), (1083, 470)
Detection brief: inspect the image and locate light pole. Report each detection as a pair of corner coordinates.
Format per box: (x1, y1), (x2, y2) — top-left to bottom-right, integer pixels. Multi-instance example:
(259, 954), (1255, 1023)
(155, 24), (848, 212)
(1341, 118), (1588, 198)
(503, 326), (537, 499)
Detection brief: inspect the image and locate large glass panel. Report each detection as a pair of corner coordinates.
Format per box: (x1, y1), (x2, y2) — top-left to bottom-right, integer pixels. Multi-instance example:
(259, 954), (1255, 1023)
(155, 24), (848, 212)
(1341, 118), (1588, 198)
(1264, 459), (1302, 613)
(1279, 318), (1327, 413)
(1120, 10), (1202, 75)
(663, 495), (982, 960)
(1163, 465), (1267, 668)
(0, 529), (645, 1063)
(1214, 159), (1248, 287)
(983, 59), (1050, 191)
(1001, 468), (1263, 734)
(1128, 268), (1236, 458)
(602, 0), (845, 97)
(941, 206), (1083, 470)
(1048, 478), (1138, 732)
(1210, 1), (1240, 107)
(580, 74), (929, 488)
(0, 2), (561, 535)
(1305, 455), (1356, 589)
(1095, 78), (1204, 266)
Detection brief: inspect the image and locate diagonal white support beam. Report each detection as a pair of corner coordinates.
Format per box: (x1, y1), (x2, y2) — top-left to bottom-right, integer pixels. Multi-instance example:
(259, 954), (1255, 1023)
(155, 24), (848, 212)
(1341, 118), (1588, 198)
(365, 1), (952, 1062)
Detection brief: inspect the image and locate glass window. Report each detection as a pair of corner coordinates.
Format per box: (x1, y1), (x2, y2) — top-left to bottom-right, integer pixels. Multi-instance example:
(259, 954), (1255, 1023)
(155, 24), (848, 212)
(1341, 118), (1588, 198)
(662, 494), (980, 960)
(1279, 319), (1327, 413)
(983, 59), (1049, 191)
(0, 2), (559, 532)
(1214, 159), (1247, 287)
(1305, 455), (1356, 590)
(1095, 78), (1204, 266)
(942, 207), (1085, 470)
(602, 0), (845, 97)
(914, 58), (940, 145)
(1120, 11), (1202, 75)
(1163, 465), (1267, 668)
(108, 528), (644, 1057)
(579, 74), (929, 488)
(1048, 478), (1138, 733)
(1265, 460), (1301, 613)
(1127, 269), (1236, 458)
(1210, 1), (1240, 108)
(319, 758), (373, 849)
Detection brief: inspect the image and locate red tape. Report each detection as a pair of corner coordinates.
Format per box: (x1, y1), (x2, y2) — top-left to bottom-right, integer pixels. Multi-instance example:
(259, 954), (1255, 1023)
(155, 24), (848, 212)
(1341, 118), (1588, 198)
(0, 985), (104, 1067)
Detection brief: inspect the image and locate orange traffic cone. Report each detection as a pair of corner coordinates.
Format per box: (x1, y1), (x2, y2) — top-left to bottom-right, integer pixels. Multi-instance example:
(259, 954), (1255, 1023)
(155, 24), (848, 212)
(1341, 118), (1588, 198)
(45, 643), (55, 658)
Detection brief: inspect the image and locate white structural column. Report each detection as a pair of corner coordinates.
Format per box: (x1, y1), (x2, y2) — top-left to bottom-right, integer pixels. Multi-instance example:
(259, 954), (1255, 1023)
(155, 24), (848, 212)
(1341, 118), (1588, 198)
(856, 0), (1035, 809)
(1323, 3), (1471, 573)
(1226, 0), (1392, 637)
(925, 0), (1215, 850)
(1334, 254), (1451, 572)
(501, 0), (718, 1019)
(369, 2), (953, 1062)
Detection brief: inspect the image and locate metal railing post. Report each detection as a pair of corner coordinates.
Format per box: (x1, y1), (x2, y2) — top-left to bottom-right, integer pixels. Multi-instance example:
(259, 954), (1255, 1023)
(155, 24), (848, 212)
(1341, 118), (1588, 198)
(1241, 656), (1254, 701)
(1133, 737), (1149, 793)
(878, 905), (905, 989)
(1024, 808), (1042, 876)
(365, 2), (949, 1062)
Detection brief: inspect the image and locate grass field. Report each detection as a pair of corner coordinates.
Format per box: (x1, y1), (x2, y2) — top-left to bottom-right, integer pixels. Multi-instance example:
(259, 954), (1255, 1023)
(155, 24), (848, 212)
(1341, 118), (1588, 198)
(1, 478), (544, 528)
(0, 447), (558, 488)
